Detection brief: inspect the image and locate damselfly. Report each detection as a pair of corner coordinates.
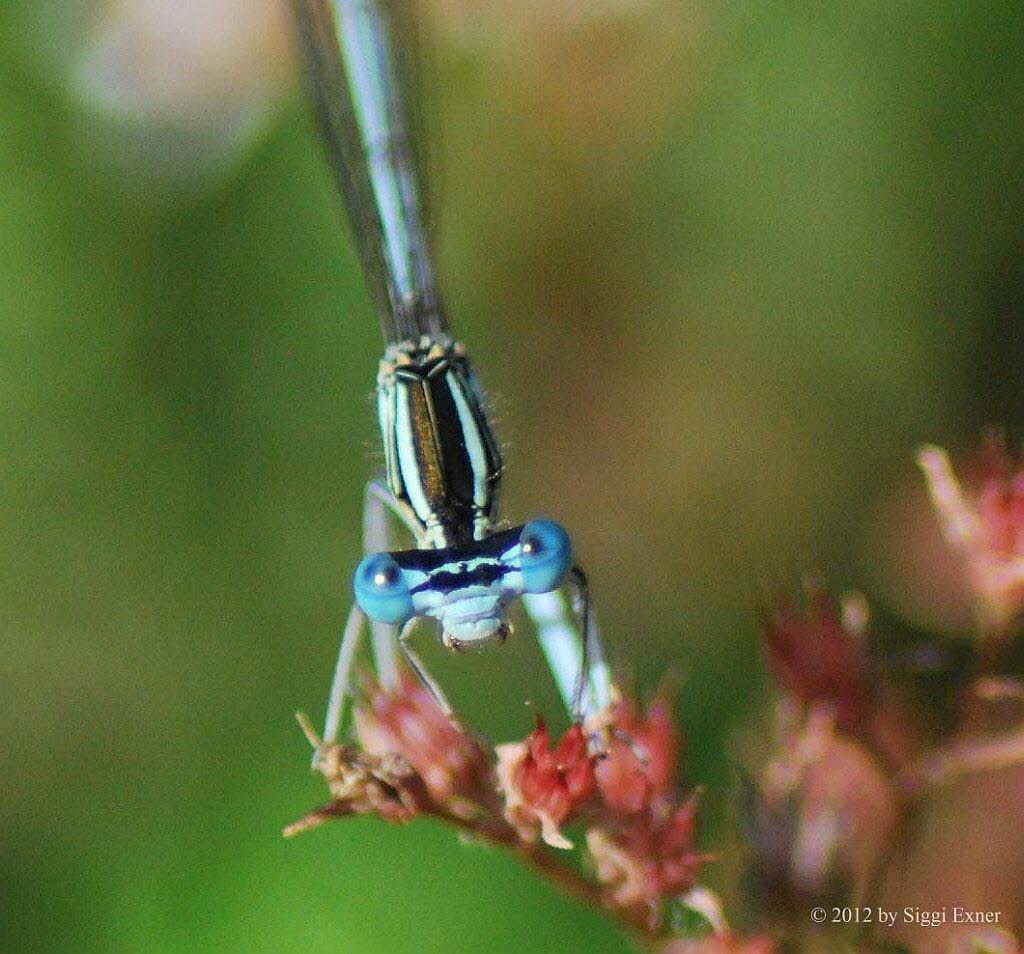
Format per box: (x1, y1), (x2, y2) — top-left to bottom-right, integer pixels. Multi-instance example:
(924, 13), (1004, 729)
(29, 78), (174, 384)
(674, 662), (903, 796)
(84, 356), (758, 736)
(293, 0), (611, 747)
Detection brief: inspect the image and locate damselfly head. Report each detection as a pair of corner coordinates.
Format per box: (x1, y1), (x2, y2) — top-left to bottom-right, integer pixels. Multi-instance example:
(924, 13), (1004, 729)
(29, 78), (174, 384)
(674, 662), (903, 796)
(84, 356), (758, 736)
(353, 520), (573, 651)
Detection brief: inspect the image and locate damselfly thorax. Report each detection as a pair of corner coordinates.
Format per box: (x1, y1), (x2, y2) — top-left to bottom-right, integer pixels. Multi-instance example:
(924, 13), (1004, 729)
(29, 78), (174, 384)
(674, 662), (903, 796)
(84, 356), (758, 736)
(378, 334), (503, 550)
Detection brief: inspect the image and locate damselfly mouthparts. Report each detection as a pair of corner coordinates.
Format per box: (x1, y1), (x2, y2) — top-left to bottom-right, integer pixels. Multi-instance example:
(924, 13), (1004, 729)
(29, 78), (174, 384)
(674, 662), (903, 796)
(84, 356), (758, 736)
(292, 0), (611, 748)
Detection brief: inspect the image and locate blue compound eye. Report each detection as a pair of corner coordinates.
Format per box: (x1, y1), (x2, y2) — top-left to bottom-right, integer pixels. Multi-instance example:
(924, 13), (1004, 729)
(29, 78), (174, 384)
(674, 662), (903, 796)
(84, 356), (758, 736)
(353, 553), (414, 624)
(519, 519), (572, 594)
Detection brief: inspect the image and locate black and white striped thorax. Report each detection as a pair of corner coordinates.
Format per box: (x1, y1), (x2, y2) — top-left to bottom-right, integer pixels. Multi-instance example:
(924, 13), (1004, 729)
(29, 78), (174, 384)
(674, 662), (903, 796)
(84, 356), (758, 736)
(377, 334), (504, 549)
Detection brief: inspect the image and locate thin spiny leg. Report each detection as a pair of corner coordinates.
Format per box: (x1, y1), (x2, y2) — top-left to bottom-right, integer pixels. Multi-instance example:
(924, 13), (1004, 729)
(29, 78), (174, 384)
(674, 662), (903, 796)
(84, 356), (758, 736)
(568, 566), (594, 721)
(363, 480), (406, 689)
(397, 618), (454, 718)
(569, 565), (612, 720)
(523, 573), (610, 724)
(319, 479), (423, 750)
(317, 600), (367, 764)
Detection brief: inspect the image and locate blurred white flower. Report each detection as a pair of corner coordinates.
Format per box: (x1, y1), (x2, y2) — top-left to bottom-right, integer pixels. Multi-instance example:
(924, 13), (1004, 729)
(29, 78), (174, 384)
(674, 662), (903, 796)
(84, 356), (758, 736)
(72, 0), (292, 182)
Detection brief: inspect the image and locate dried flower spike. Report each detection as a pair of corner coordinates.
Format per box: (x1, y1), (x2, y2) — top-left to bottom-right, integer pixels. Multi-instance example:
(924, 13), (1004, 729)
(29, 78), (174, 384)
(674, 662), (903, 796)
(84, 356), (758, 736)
(284, 713), (427, 834)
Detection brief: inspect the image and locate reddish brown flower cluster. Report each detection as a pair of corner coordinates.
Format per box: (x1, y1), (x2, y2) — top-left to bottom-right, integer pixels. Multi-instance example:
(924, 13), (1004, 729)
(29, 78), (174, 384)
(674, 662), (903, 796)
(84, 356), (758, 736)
(754, 577), (939, 909)
(355, 672), (493, 810)
(589, 693), (713, 917)
(290, 671), (715, 937)
(288, 434), (1024, 953)
(594, 693), (679, 814)
(752, 565), (914, 909)
(586, 792), (707, 913)
(284, 677), (498, 839)
(496, 719), (595, 848)
(497, 687), (713, 925)
(750, 705), (899, 907)
(745, 437), (1024, 951)
(760, 581), (869, 732)
(919, 433), (1024, 633)
(752, 576), (925, 914)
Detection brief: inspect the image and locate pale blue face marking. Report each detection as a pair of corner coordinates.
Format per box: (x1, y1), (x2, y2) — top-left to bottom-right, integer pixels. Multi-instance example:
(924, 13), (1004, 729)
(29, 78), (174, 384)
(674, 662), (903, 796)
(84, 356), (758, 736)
(353, 519), (573, 646)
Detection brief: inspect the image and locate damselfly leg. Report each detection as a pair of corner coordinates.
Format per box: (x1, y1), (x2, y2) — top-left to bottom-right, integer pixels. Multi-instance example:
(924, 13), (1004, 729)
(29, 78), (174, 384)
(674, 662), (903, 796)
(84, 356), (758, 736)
(362, 478), (410, 690)
(319, 477), (453, 757)
(525, 570), (613, 724)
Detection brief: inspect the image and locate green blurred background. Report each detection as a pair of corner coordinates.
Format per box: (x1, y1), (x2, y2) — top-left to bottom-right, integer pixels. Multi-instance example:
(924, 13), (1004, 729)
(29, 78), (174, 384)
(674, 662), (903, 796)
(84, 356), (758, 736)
(3, 1), (1023, 951)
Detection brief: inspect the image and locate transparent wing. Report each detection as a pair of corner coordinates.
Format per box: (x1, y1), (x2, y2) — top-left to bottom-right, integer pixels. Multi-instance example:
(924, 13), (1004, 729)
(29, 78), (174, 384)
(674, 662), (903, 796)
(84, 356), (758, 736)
(390, 1), (446, 270)
(293, 0), (446, 343)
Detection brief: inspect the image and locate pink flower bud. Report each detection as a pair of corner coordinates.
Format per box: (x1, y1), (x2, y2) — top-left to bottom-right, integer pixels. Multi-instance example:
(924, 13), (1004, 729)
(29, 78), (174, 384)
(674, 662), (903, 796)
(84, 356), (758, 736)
(918, 434), (1024, 634)
(496, 719), (597, 849)
(587, 791), (713, 915)
(355, 673), (491, 807)
(760, 582), (868, 731)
